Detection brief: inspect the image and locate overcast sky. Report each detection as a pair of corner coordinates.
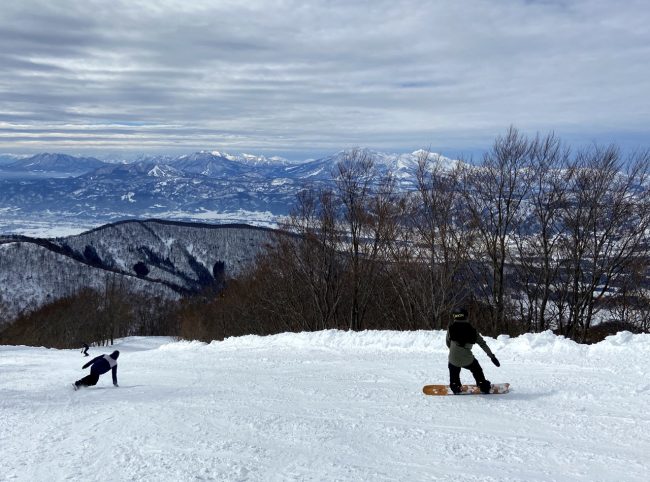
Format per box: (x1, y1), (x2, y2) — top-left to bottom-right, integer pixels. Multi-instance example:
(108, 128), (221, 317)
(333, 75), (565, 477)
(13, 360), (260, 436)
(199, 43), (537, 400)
(1, 0), (649, 159)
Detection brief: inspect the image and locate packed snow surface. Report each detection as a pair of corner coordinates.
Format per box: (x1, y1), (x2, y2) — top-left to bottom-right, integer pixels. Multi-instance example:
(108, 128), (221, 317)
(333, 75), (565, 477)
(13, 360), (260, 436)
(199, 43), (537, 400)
(1, 330), (649, 481)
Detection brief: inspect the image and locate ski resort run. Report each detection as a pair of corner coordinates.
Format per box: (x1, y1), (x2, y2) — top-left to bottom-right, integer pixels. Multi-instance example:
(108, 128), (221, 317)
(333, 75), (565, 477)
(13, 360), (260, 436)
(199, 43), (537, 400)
(1, 330), (649, 481)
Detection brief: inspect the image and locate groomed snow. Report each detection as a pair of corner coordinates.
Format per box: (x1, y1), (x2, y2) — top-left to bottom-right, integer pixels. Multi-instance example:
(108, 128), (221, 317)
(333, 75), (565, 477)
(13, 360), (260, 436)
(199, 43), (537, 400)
(1, 330), (649, 481)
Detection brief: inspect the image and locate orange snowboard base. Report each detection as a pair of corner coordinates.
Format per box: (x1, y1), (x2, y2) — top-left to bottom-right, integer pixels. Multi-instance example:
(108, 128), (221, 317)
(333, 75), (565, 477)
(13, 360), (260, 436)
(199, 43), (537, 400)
(423, 383), (510, 396)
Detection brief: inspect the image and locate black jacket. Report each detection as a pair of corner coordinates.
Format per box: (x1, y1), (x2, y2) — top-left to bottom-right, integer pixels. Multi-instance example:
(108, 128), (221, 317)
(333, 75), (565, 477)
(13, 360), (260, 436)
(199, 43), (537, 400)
(83, 351), (119, 385)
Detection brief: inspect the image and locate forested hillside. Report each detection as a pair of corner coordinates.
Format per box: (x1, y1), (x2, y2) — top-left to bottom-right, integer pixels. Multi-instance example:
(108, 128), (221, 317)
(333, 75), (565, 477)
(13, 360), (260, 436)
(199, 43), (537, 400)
(53, 220), (277, 289)
(0, 221), (277, 329)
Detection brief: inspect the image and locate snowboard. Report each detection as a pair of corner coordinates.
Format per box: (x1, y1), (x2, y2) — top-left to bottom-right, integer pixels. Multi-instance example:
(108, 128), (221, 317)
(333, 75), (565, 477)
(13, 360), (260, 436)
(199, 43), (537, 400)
(423, 383), (510, 396)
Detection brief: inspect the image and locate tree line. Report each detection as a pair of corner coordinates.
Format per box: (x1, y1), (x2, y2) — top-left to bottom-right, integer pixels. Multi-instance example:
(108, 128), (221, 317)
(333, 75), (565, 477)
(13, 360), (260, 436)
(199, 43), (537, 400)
(178, 127), (650, 343)
(2, 127), (649, 347)
(0, 276), (177, 348)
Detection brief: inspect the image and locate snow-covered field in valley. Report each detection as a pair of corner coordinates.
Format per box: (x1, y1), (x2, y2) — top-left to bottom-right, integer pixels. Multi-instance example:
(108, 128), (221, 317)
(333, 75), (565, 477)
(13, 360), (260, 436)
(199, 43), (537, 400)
(1, 330), (649, 481)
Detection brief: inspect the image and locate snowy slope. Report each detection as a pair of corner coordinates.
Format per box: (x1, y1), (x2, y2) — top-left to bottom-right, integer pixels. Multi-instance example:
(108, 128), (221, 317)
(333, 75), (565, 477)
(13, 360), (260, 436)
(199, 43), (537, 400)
(1, 330), (649, 481)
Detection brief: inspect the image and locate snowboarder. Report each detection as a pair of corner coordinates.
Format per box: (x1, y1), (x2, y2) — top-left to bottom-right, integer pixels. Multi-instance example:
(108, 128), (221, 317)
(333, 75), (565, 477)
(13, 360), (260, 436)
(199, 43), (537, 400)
(81, 343), (89, 357)
(73, 350), (119, 390)
(446, 308), (500, 394)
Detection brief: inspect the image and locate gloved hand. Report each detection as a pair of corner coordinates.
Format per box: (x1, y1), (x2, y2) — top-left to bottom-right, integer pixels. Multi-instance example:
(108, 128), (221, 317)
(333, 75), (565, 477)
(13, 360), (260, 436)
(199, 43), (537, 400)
(490, 355), (500, 367)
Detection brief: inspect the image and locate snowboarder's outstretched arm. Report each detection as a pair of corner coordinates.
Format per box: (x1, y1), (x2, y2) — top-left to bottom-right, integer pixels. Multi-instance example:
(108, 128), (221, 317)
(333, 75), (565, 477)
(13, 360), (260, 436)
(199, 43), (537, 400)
(475, 333), (492, 356)
(82, 355), (102, 369)
(476, 333), (500, 366)
(112, 366), (118, 387)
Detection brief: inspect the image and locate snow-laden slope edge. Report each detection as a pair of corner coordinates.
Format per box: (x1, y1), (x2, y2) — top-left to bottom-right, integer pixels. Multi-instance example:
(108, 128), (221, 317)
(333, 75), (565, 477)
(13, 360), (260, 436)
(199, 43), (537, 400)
(187, 328), (649, 356)
(66, 328), (650, 355)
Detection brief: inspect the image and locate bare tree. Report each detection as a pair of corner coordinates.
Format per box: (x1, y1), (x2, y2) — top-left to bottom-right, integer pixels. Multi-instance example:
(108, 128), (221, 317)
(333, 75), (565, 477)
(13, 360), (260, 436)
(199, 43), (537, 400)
(460, 127), (536, 334)
(512, 133), (572, 331)
(262, 190), (347, 331)
(334, 149), (395, 330)
(97, 273), (132, 345)
(404, 150), (473, 328)
(379, 194), (426, 330)
(610, 258), (650, 333)
(556, 146), (650, 341)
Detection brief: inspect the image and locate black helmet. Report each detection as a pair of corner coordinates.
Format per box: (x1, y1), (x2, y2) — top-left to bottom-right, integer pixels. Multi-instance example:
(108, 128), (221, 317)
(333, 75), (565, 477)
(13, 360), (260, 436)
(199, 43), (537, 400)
(452, 308), (468, 321)
(110, 350), (120, 360)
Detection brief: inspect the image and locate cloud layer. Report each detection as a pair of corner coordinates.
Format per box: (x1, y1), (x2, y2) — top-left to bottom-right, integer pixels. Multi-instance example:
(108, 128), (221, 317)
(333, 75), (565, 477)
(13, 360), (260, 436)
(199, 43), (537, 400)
(1, 0), (649, 158)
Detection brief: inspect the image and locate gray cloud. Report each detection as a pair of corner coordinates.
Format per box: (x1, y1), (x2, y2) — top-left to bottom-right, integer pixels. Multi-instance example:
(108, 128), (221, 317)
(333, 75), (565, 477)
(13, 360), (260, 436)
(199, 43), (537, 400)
(1, 0), (649, 158)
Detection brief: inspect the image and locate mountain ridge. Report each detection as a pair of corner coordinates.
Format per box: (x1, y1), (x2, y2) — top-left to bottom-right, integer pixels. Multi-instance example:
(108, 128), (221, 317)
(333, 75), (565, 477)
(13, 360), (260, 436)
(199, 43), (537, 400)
(2, 152), (108, 172)
(0, 148), (454, 234)
(0, 220), (279, 324)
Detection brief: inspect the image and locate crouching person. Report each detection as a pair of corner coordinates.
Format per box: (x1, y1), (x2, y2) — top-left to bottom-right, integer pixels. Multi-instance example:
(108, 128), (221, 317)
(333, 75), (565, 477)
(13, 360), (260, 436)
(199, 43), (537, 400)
(74, 350), (119, 390)
(446, 308), (500, 394)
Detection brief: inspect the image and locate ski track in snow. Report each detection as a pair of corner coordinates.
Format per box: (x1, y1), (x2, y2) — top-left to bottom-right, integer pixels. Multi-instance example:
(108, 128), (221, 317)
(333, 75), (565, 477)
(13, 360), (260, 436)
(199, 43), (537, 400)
(1, 331), (649, 481)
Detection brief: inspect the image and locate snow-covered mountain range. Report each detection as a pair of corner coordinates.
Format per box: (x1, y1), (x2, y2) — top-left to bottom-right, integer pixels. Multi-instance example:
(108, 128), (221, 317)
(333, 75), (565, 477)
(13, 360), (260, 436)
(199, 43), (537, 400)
(1, 152), (108, 173)
(0, 149), (454, 235)
(0, 154), (27, 166)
